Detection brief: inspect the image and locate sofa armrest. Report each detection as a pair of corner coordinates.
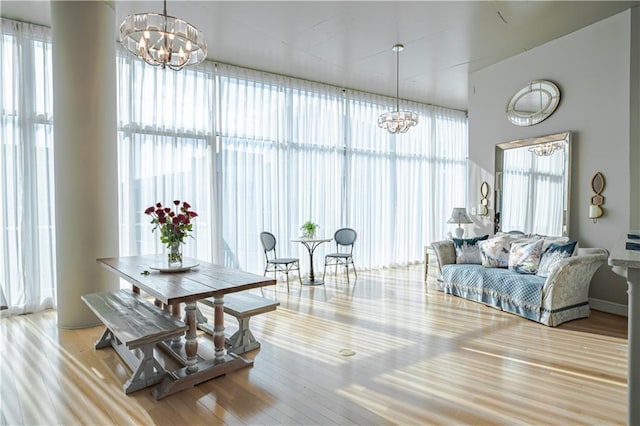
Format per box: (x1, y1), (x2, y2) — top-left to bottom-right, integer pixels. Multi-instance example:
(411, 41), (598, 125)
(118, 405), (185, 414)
(541, 248), (609, 322)
(430, 240), (455, 277)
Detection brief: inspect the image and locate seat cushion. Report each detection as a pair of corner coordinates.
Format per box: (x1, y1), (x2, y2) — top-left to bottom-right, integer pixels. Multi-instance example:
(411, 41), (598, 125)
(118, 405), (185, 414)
(269, 258), (298, 264)
(326, 253), (352, 258)
(441, 264), (545, 321)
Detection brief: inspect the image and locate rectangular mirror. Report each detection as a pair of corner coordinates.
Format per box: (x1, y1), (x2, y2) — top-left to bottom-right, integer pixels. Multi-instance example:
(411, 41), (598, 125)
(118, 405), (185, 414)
(494, 131), (571, 237)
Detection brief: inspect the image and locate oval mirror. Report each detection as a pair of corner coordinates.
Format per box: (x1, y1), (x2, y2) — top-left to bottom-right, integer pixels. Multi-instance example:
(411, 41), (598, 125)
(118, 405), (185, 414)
(506, 80), (560, 126)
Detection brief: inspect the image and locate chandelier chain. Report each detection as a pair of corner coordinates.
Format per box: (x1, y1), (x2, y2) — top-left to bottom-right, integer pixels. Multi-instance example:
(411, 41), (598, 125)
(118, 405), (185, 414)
(396, 46), (400, 112)
(377, 43), (419, 134)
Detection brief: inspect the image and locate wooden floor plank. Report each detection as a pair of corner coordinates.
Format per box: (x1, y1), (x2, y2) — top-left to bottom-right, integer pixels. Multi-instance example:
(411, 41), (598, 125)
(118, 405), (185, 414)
(0, 265), (628, 425)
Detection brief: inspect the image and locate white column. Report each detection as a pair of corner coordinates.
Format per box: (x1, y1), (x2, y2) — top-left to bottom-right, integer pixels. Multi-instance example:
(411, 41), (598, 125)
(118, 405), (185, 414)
(51, 1), (119, 328)
(628, 268), (640, 425)
(609, 243), (640, 426)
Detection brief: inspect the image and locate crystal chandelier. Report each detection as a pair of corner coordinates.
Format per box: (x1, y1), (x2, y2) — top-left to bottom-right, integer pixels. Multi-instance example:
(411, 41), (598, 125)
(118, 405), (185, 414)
(528, 142), (562, 156)
(119, 0), (207, 71)
(378, 44), (419, 134)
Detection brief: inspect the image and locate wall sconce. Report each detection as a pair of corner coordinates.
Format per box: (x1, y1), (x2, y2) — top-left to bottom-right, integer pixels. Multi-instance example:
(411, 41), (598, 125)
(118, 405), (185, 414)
(478, 181), (489, 216)
(589, 172), (605, 223)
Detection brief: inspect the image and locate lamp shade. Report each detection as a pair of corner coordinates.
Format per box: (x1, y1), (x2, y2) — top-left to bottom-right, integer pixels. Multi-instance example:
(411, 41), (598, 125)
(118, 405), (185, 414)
(447, 208), (472, 225)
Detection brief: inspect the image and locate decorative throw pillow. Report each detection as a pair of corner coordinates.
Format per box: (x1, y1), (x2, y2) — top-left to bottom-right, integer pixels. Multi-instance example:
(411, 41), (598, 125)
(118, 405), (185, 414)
(479, 235), (521, 268)
(508, 238), (544, 274)
(536, 241), (578, 277)
(453, 235), (489, 264)
(539, 236), (569, 253)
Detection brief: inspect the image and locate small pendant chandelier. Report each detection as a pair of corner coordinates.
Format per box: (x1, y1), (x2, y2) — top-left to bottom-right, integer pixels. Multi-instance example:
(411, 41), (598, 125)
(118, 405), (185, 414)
(119, 0), (207, 71)
(528, 141), (563, 156)
(378, 44), (419, 134)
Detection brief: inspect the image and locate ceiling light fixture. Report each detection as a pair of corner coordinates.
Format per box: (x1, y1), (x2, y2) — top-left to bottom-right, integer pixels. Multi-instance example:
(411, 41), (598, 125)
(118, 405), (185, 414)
(528, 142), (562, 156)
(378, 44), (419, 134)
(119, 0), (207, 71)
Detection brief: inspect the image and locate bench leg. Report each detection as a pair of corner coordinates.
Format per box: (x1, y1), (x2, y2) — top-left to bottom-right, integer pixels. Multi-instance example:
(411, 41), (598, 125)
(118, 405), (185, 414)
(122, 344), (167, 394)
(95, 327), (120, 349)
(226, 316), (260, 354)
(96, 327), (168, 394)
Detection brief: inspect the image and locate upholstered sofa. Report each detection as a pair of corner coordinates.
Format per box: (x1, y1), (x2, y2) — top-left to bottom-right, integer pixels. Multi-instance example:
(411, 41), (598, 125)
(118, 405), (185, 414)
(430, 236), (608, 326)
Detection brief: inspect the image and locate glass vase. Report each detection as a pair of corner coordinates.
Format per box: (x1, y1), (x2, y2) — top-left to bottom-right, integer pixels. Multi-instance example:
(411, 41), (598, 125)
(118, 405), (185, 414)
(167, 242), (183, 269)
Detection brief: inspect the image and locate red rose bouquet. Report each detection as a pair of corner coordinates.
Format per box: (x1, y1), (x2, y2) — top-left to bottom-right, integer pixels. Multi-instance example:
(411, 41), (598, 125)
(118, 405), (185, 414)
(145, 200), (198, 266)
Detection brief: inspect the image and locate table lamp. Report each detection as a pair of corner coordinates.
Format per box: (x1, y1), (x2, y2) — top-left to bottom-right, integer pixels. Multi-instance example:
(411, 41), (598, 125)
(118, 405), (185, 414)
(447, 207), (472, 238)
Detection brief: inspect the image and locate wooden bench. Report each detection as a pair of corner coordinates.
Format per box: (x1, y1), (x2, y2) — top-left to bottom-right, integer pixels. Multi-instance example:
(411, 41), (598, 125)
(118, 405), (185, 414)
(81, 289), (187, 394)
(198, 292), (279, 354)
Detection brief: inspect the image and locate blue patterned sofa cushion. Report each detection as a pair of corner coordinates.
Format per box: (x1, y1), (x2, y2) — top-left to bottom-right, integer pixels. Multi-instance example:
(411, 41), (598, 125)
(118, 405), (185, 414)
(441, 264), (546, 321)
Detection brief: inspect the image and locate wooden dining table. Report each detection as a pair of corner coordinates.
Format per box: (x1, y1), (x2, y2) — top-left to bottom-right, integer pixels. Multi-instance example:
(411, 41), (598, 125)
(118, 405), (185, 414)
(97, 255), (276, 399)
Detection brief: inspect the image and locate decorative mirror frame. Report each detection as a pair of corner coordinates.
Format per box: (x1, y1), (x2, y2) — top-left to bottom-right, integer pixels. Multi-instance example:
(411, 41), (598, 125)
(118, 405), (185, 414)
(494, 131), (572, 236)
(589, 172), (606, 222)
(478, 181), (489, 216)
(506, 80), (560, 127)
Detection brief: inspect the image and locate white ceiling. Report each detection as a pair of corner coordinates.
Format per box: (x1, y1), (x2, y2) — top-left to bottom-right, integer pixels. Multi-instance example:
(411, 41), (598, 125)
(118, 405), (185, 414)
(2, 1), (638, 111)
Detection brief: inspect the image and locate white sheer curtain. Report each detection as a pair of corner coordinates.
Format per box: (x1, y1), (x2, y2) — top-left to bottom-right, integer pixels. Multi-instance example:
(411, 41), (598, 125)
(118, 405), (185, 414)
(1, 19), (467, 316)
(216, 65), (468, 273)
(501, 146), (565, 235)
(0, 19), (56, 316)
(216, 65), (344, 273)
(346, 92), (468, 268)
(115, 58), (467, 275)
(117, 50), (216, 262)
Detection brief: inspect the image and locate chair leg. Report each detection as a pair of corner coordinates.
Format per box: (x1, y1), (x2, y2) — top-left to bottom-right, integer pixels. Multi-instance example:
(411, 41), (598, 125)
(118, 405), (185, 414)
(323, 260), (327, 280)
(296, 263), (302, 285)
(285, 271), (290, 292)
(352, 260), (358, 278)
(345, 264), (350, 284)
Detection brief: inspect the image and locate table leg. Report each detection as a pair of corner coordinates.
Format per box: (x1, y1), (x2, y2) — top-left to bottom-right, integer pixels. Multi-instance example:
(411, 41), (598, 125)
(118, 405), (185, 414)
(213, 296), (226, 362)
(308, 250), (316, 281)
(153, 295), (252, 400)
(301, 241), (324, 286)
(184, 302), (198, 372)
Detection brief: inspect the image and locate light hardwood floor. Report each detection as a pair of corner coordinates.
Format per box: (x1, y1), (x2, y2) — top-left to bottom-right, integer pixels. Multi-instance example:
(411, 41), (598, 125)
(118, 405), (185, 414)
(0, 265), (628, 425)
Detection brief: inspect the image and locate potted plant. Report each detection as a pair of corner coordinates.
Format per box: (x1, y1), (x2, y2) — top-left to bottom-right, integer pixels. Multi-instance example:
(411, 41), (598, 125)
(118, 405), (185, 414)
(300, 221), (319, 239)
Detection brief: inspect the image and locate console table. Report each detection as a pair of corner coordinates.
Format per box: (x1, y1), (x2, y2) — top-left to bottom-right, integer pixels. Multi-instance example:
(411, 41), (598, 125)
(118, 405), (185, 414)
(608, 242), (640, 425)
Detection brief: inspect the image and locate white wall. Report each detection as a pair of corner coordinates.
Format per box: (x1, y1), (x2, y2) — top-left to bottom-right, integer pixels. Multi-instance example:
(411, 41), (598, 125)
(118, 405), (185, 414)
(468, 10), (638, 308)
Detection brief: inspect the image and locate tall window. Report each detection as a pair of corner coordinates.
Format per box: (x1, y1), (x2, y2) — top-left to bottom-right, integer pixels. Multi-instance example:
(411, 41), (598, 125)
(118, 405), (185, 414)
(0, 19), (55, 316)
(116, 51), (216, 261)
(215, 65), (468, 273)
(117, 59), (469, 275)
(216, 66), (344, 272)
(1, 20), (467, 316)
(346, 93), (468, 268)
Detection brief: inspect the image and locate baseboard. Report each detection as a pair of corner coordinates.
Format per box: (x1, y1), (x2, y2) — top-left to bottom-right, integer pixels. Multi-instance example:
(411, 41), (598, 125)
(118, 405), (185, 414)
(589, 297), (628, 317)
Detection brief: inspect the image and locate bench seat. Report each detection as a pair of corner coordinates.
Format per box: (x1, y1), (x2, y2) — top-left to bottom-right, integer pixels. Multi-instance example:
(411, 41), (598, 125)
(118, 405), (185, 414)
(82, 289), (187, 394)
(198, 292), (279, 354)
